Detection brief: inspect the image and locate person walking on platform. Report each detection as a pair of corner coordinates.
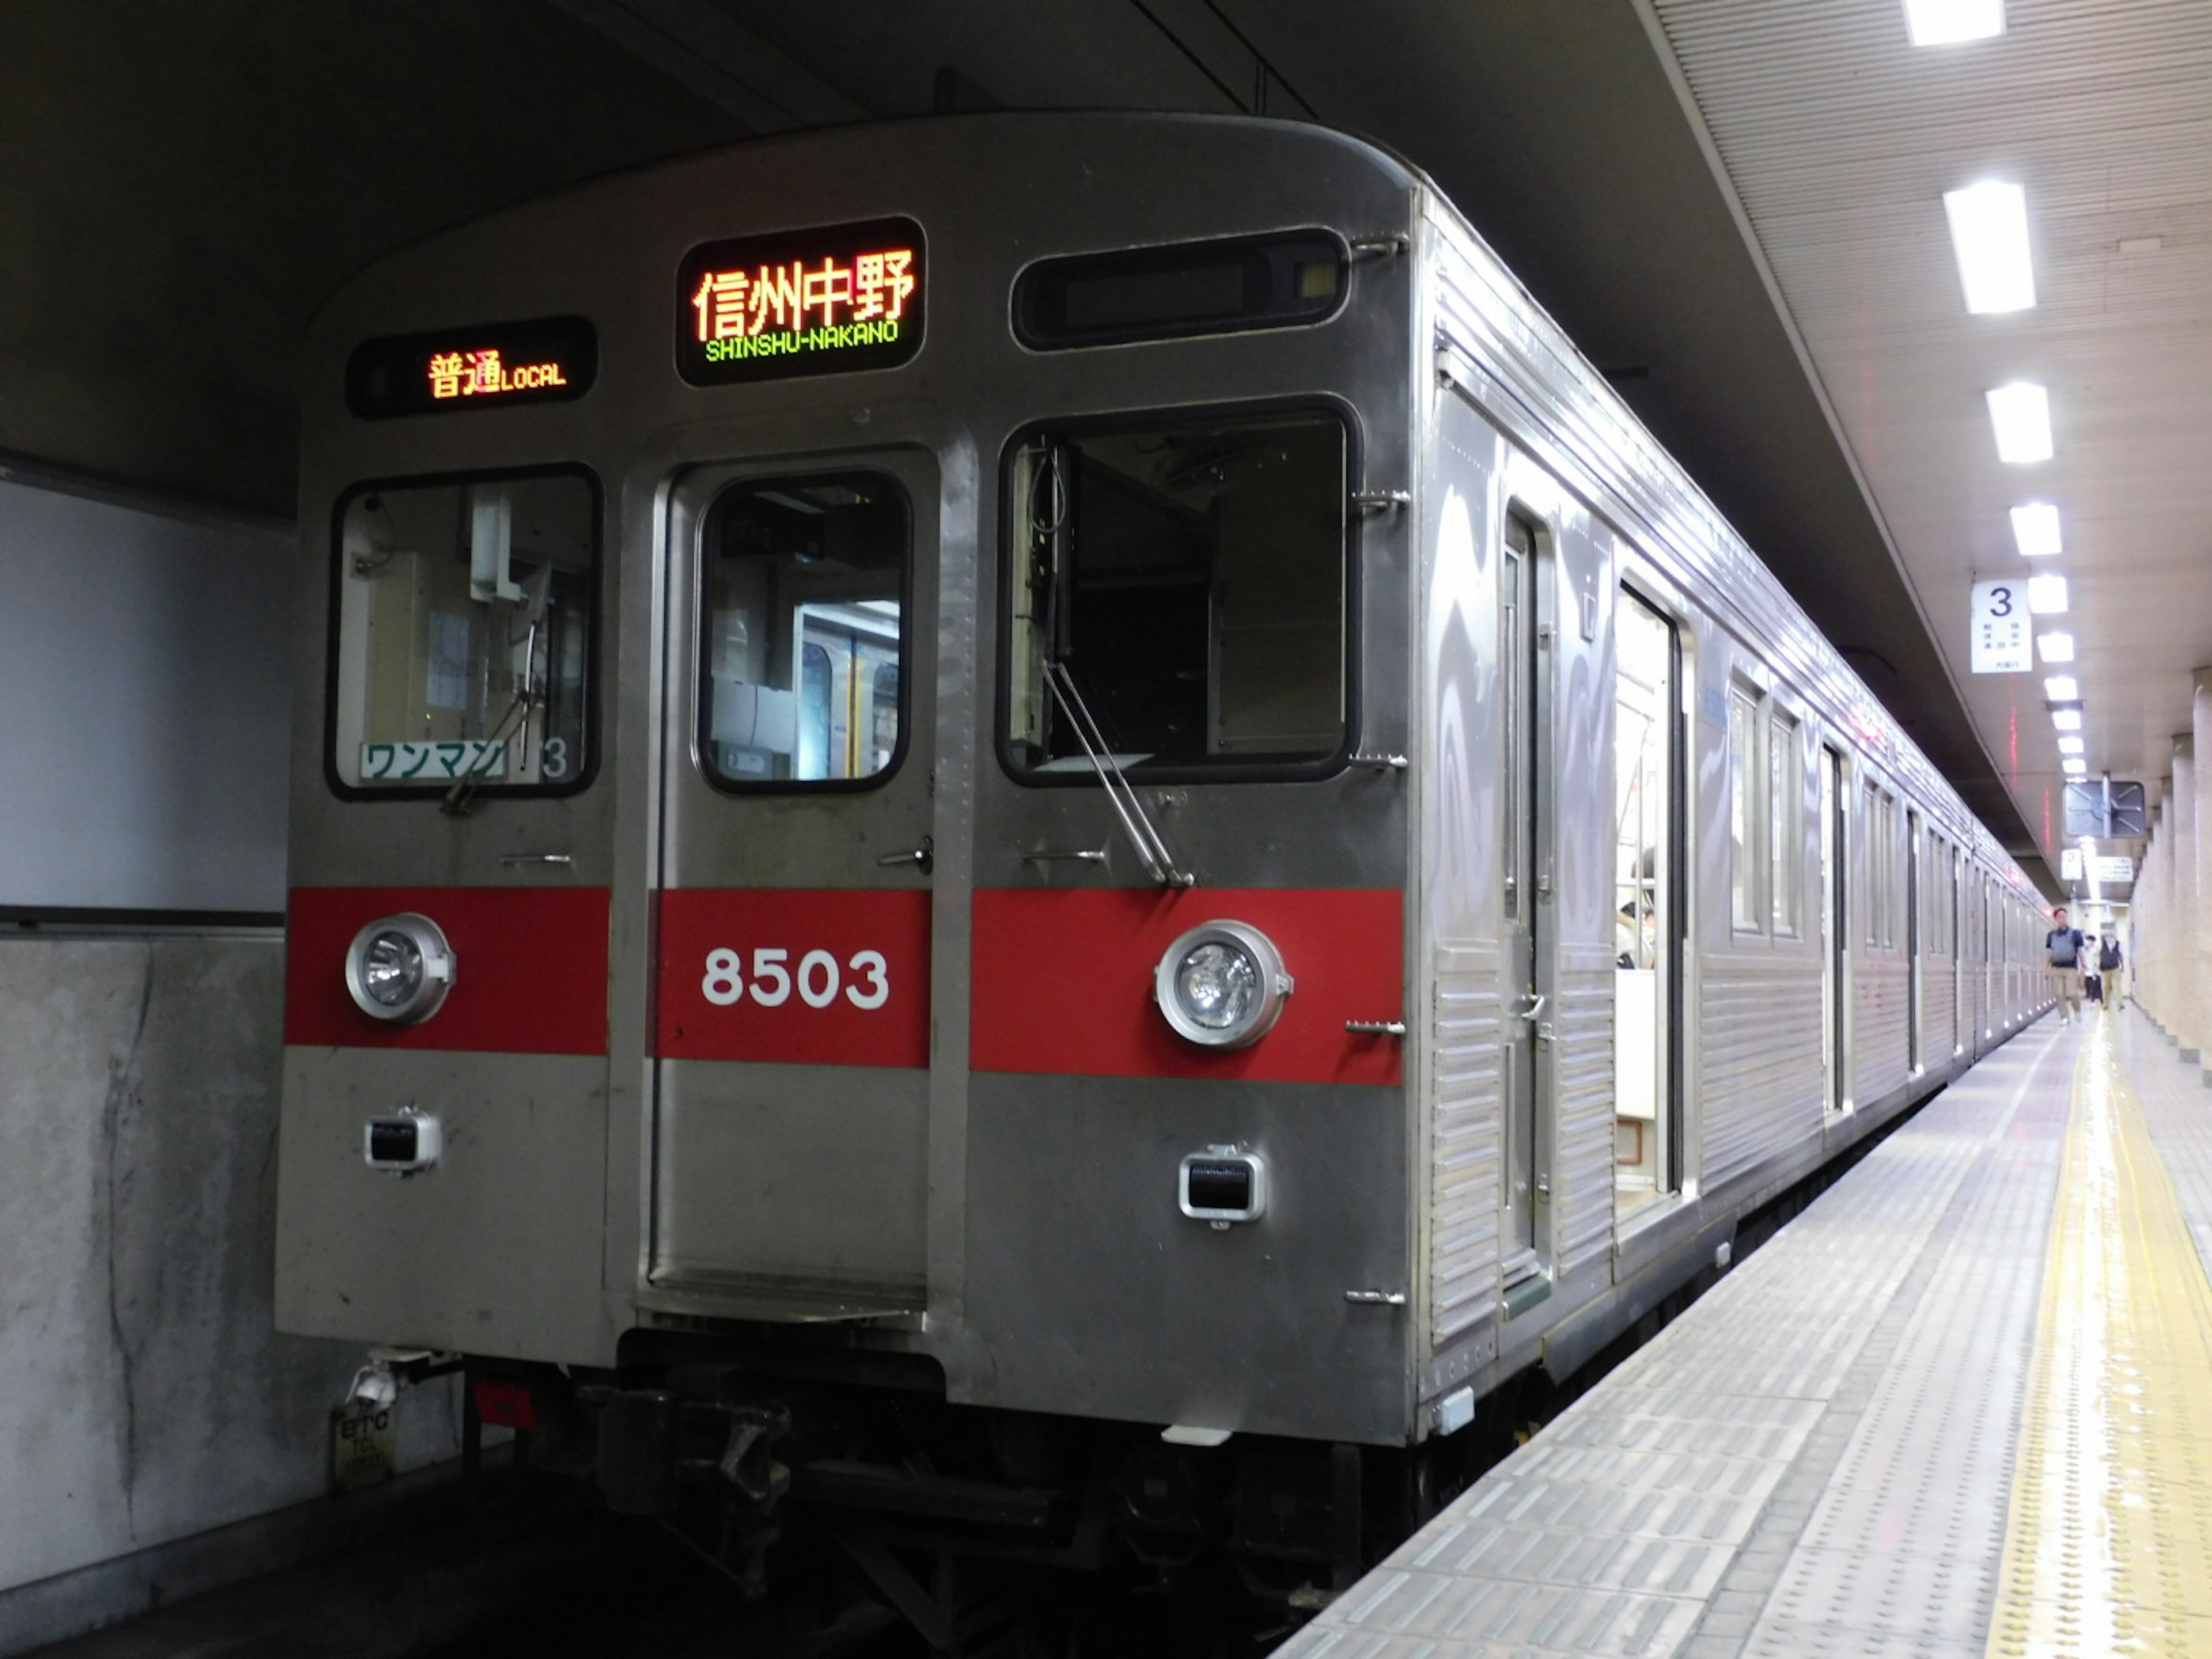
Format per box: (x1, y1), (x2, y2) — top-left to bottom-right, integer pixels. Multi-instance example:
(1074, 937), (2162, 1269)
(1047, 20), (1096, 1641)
(2045, 907), (2086, 1024)
(2097, 929), (2126, 1012)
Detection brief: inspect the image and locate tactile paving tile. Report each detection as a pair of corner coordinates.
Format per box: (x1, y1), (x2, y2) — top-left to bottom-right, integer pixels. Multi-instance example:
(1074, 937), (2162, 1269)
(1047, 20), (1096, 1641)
(2120, 1009), (2212, 1279)
(1279, 1027), (2075, 1659)
(1977, 1017), (2212, 1659)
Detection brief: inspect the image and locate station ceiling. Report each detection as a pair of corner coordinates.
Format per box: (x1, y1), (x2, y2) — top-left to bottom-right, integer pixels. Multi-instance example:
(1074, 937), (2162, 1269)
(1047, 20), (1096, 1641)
(9, 1), (2205, 892)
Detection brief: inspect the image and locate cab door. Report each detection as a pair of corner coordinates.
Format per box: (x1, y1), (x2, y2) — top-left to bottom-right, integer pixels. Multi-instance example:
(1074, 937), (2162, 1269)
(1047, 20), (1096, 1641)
(1499, 512), (1555, 1298)
(652, 449), (939, 1316)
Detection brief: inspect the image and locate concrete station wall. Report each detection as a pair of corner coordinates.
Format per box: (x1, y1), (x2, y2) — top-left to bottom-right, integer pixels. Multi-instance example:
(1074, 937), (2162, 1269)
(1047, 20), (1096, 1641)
(0, 482), (461, 1652)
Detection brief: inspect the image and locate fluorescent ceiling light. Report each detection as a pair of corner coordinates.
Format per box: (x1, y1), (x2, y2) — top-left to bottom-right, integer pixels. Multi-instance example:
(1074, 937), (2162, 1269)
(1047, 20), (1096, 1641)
(1944, 181), (2036, 313)
(2028, 574), (2070, 613)
(1987, 382), (2053, 463)
(2058, 736), (2085, 755)
(2063, 757), (2088, 775)
(2044, 676), (2078, 700)
(2011, 502), (2062, 558)
(2053, 709), (2084, 732)
(1906, 0), (2004, 46)
(2037, 631), (2075, 662)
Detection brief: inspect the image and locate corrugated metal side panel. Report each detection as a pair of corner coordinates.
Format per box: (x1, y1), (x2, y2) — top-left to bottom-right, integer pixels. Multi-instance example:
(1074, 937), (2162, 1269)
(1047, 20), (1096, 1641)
(1552, 950), (1617, 1279)
(1424, 214), (2037, 911)
(1855, 952), (1912, 1102)
(1430, 959), (1502, 1348)
(1926, 952), (1960, 1061)
(1700, 954), (1825, 1185)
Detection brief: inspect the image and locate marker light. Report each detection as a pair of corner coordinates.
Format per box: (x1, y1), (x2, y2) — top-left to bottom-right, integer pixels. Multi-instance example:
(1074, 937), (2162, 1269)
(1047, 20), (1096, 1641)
(2037, 631), (2075, 662)
(2058, 736), (2085, 755)
(1944, 181), (2036, 313)
(1905, 0), (2003, 46)
(2053, 709), (2083, 732)
(2044, 676), (2078, 700)
(2011, 502), (2062, 558)
(1987, 383), (2053, 463)
(2063, 757), (2088, 775)
(344, 912), (457, 1024)
(1154, 921), (1293, 1050)
(2027, 574), (2069, 613)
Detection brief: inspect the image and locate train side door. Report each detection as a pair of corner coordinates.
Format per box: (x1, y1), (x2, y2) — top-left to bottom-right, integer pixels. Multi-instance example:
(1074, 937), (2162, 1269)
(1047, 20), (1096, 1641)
(1500, 513), (1554, 1296)
(652, 450), (940, 1315)
(1820, 744), (1847, 1113)
(1906, 808), (1923, 1072)
(1612, 588), (1679, 1213)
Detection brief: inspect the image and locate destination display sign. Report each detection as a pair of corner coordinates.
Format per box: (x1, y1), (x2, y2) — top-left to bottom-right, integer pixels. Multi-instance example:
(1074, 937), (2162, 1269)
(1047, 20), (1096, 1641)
(346, 316), (597, 419)
(677, 217), (924, 385)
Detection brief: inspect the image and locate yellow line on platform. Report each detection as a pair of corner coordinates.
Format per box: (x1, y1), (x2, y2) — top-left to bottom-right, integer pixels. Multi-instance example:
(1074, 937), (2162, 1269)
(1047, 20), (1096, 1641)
(1987, 1021), (2212, 1657)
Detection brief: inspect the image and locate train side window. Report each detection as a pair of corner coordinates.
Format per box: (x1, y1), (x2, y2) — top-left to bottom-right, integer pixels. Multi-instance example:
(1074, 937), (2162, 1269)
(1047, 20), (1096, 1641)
(1769, 710), (1802, 936)
(1003, 408), (1349, 780)
(698, 471), (909, 789)
(1728, 683), (1764, 932)
(330, 468), (596, 796)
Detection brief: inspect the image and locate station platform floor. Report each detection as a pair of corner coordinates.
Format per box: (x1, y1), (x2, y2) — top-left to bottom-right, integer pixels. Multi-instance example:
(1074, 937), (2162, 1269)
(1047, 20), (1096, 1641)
(1280, 1003), (2212, 1659)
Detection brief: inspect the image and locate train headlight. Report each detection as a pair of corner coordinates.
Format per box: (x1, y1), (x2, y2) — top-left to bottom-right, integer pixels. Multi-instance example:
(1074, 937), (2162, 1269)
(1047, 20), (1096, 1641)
(344, 913), (456, 1024)
(1154, 921), (1293, 1049)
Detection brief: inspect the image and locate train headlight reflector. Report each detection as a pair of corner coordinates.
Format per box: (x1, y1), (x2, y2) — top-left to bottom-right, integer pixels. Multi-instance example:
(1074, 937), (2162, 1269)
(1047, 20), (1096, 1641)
(1154, 921), (1292, 1049)
(344, 913), (456, 1024)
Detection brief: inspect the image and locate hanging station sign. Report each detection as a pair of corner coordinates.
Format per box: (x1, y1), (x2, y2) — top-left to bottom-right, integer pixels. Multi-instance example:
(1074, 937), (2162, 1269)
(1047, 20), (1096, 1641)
(345, 316), (597, 419)
(677, 217), (925, 386)
(1968, 578), (2031, 673)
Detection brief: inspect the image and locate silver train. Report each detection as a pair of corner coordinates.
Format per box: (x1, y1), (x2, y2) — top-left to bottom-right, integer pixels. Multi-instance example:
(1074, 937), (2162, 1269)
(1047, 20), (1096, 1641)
(277, 113), (2050, 1616)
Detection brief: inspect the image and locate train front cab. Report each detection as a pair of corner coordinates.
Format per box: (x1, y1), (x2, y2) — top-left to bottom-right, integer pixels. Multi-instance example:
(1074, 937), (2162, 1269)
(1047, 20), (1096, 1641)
(271, 115), (2060, 1615)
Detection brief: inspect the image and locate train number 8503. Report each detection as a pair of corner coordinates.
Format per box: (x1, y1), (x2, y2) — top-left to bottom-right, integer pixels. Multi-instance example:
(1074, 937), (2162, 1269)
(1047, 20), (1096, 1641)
(700, 947), (891, 1010)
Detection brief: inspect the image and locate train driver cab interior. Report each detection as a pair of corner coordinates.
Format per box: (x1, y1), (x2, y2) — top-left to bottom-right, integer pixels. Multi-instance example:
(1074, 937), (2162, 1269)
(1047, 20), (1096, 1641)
(331, 470), (595, 796)
(1005, 410), (1349, 778)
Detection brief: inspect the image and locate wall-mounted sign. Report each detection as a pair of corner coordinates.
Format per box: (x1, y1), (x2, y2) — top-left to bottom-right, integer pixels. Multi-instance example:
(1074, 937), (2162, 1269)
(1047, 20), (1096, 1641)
(677, 217), (923, 386)
(2093, 855), (2135, 884)
(1969, 578), (2031, 673)
(346, 316), (597, 419)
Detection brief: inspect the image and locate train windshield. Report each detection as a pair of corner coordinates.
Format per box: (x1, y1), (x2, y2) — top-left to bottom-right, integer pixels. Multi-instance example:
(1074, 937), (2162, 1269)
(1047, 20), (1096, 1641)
(698, 472), (908, 788)
(330, 469), (595, 795)
(1005, 410), (1348, 778)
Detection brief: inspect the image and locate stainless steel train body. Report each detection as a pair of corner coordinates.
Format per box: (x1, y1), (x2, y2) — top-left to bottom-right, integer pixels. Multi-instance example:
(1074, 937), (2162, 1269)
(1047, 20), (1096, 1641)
(276, 112), (2048, 1552)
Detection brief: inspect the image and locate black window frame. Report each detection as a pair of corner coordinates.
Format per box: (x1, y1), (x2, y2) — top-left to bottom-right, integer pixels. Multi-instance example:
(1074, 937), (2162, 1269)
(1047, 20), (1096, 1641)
(323, 462), (604, 804)
(694, 467), (916, 797)
(994, 396), (1362, 789)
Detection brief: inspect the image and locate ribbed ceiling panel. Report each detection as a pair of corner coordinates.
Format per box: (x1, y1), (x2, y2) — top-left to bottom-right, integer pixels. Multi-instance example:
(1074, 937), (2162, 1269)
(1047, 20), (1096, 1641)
(1647, 0), (2212, 870)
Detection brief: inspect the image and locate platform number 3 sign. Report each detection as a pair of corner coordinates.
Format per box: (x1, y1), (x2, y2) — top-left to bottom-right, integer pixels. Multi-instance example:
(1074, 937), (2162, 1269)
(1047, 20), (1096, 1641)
(1970, 579), (2032, 674)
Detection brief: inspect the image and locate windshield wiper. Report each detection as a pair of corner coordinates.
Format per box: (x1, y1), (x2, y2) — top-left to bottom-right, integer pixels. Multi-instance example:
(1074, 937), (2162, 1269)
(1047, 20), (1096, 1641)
(1043, 661), (1194, 888)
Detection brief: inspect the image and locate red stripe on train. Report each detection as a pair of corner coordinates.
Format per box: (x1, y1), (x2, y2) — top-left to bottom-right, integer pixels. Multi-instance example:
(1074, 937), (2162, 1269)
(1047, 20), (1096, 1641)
(970, 888), (1404, 1085)
(657, 889), (931, 1069)
(284, 887), (610, 1055)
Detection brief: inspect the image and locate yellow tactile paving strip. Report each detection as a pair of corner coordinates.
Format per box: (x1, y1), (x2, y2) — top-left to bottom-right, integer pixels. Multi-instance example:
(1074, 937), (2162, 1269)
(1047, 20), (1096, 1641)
(1987, 1020), (2212, 1658)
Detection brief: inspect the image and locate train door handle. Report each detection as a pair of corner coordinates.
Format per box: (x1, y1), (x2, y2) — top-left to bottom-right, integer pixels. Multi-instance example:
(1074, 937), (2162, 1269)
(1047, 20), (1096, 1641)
(1516, 993), (1547, 1022)
(876, 836), (933, 872)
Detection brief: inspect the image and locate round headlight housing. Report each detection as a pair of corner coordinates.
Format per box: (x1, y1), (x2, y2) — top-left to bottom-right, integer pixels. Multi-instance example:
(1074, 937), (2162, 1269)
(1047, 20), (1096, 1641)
(1154, 921), (1293, 1050)
(344, 913), (456, 1025)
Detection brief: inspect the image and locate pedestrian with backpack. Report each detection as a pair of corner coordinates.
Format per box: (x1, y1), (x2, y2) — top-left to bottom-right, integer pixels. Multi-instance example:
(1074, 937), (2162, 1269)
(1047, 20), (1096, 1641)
(2097, 930), (2126, 1012)
(2045, 907), (2086, 1025)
